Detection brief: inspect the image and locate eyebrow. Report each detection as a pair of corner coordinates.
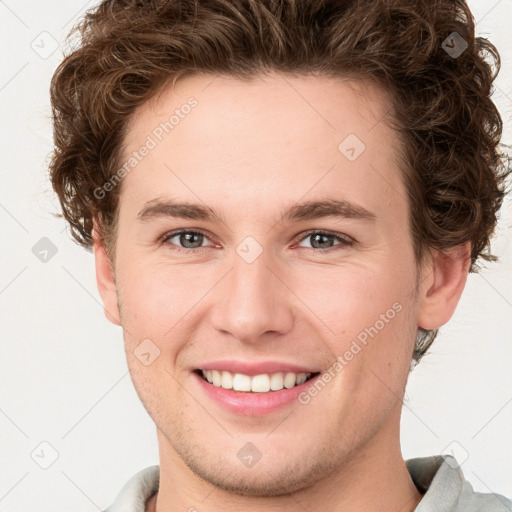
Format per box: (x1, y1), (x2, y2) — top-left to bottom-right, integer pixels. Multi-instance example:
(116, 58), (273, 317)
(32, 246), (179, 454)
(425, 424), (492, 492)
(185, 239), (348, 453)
(137, 198), (376, 224)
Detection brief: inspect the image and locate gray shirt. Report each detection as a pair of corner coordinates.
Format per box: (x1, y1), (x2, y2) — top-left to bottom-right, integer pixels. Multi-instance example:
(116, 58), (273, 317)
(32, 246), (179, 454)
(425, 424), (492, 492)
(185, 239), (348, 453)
(103, 455), (512, 511)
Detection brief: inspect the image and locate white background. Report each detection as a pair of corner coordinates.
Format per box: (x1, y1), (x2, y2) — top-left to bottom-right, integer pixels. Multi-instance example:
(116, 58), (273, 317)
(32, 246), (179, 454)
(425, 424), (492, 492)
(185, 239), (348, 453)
(0, 1), (511, 510)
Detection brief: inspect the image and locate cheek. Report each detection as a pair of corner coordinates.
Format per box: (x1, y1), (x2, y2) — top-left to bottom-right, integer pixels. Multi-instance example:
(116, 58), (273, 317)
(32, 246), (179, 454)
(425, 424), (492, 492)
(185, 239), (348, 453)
(115, 261), (197, 343)
(291, 254), (417, 378)
(294, 260), (410, 332)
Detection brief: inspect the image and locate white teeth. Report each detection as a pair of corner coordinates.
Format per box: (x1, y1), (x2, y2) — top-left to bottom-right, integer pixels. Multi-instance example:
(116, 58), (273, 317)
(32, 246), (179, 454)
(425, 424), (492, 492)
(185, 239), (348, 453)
(221, 371), (233, 389)
(212, 369), (222, 386)
(283, 372), (297, 389)
(269, 372), (284, 391)
(295, 373), (307, 385)
(200, 369), (313, 392)
(232, 373), (252, 392)
(251, 374), (271, 393)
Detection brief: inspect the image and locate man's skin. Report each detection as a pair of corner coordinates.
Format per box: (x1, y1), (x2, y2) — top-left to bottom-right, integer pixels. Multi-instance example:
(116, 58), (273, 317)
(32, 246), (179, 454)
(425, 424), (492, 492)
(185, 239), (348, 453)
(92, 73), (470, 512)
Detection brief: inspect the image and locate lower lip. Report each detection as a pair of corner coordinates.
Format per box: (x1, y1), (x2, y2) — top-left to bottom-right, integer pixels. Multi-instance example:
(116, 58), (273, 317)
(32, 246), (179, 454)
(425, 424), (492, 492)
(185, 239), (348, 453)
(192, 371), (321, 416)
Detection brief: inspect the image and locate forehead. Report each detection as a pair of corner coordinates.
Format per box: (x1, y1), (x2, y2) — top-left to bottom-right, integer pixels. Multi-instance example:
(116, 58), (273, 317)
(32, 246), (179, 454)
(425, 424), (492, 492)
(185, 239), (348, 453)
(119, 72), (405, 224)
(125, 72), (395, 150)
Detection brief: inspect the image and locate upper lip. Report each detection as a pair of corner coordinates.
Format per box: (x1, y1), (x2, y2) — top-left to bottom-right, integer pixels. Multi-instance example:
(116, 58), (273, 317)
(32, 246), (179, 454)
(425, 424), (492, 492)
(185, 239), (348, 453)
(195, 360), (321, 376)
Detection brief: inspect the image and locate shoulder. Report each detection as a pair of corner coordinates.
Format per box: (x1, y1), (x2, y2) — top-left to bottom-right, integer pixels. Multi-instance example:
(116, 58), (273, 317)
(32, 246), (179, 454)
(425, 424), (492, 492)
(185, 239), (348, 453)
(103, 465), (160, 512)
(456, 479), (512, 512)
(406, 455), (512, 512)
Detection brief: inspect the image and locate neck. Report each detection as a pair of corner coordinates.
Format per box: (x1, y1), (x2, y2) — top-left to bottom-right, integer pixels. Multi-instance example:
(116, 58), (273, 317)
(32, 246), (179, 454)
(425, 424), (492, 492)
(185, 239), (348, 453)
(147, 406), (423, 512)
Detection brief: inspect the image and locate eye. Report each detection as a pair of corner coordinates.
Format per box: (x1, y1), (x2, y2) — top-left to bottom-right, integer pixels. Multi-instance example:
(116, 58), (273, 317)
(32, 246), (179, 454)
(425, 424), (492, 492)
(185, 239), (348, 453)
(295, 230), (354, 252)
(161, 229), (213, 252)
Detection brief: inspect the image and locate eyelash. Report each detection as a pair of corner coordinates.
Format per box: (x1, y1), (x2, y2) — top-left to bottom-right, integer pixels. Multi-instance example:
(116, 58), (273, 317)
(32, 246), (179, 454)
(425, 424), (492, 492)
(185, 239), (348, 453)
(160, 229), (355, 254)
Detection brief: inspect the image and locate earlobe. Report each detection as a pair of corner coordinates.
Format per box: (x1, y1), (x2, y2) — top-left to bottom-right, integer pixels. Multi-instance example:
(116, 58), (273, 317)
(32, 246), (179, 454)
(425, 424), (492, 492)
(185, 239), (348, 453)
(417, 242), (471, 330)
(92, 220), (121, 326)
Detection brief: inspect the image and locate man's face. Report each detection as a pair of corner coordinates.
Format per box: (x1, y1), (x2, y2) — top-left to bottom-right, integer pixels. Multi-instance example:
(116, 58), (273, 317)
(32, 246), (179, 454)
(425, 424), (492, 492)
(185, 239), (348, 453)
(105, 73), (423, 494)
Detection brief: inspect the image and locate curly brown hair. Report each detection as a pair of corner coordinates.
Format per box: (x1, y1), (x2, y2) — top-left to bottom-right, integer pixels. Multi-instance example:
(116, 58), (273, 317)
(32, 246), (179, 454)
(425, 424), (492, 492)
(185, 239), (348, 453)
(48, 0), (510, 363)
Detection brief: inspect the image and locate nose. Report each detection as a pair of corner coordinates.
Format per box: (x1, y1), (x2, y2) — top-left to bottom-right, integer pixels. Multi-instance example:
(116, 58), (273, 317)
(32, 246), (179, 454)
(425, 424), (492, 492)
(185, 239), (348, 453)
(210, 249), (295, 344)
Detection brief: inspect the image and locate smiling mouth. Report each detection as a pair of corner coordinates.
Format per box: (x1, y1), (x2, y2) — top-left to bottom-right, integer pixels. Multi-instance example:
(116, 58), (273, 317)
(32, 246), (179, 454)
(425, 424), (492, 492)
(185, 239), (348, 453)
(194, 369), (321, 393)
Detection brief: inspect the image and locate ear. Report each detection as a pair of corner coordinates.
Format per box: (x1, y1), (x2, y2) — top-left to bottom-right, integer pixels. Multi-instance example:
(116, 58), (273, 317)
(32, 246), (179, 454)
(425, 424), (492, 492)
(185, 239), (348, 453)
(417, 242), (471, 330)
(92, 218), (121, 326)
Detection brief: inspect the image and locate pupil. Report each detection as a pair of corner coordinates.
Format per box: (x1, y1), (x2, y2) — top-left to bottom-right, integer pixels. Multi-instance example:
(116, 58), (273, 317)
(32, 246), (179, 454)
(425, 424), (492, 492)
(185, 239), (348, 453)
(182, 233), (202, 248)
(313, 233), (331, 249)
